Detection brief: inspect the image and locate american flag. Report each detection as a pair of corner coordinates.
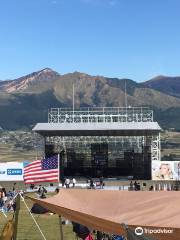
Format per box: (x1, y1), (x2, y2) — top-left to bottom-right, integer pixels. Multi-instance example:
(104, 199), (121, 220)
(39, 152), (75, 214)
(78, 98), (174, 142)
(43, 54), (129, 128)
(24, 155), (59, 184)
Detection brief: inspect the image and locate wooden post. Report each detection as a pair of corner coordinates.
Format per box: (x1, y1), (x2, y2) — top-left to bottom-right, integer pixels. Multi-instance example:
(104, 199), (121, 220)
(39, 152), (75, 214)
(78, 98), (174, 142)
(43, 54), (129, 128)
(13, 194), (20, 240)
(59, 215), (64, 240)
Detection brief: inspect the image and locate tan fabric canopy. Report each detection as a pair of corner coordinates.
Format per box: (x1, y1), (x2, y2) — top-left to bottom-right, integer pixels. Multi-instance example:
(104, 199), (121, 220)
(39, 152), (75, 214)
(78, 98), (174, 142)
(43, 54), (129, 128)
(29, 189), (180, 239)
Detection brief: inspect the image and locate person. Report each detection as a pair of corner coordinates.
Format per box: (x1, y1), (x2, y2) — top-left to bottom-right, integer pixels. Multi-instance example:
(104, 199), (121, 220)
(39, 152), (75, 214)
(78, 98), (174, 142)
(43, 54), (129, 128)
(0, 190), (4, 209)
(2, 188), (7, 201)
(129, 181), (133, 191)
(61, 177), (65, 188)
(86, 179), (90, 188)
(99, 177), (104, 189)
(12, 183), (16, 192)
(38, 185), (42, 194)
(149, 185), (154, 191)
(85, 234), (94, 240)
(30, 184), (35, 190)
(153, 163), (174, 180)
(0, 188), (7, 209)
(55, 187), (60, 193)
(96, 231), (103, 240)
(90, 179), (94, 189)
(72, 178), (76, 188)
(65, 178), (70, 188)
(38, 186), (47, 198)
(40, 187), (47, 199)
(134, 181), (138, 191)
(141, 183), (146, 191)
(137, 182), (141, 191)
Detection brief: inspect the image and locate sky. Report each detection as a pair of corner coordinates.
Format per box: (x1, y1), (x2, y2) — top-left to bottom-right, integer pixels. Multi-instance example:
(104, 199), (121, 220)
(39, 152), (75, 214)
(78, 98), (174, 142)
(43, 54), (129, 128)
(0, 0), (180, 81)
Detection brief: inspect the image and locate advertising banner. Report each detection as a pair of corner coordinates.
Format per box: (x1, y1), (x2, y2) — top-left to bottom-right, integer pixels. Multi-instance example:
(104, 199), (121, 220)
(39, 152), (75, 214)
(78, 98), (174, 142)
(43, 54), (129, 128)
(152, 161), (180, 180)
(0, 162), (24, 181)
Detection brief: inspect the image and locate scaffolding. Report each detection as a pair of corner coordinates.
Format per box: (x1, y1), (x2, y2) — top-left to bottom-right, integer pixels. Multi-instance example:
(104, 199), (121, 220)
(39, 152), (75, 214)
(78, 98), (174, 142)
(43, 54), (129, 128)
(46, 107), (160, 162)
(34, 107), (161, 178)
(48, 107), (153, 124)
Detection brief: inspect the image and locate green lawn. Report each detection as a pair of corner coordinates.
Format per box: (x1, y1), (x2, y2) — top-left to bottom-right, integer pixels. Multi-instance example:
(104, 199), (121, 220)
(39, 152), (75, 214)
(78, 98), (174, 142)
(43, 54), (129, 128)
(0, 193), (75, 240)
(0, 143), (36, 162)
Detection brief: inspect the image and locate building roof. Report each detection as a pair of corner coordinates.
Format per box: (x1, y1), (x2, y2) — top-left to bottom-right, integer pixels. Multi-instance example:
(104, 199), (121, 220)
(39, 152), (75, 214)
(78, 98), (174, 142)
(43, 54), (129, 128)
(32, 122), (161, 136)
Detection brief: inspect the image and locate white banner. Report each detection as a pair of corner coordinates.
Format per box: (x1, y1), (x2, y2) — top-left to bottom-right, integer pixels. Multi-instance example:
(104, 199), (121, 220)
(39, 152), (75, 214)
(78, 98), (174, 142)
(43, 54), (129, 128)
(0, 162), (24, 181)
(152, 161), (180, 180)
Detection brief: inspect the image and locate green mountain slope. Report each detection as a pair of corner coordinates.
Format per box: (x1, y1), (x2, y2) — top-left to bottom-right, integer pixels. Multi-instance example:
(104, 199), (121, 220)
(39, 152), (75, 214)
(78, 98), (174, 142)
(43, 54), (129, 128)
(142, 75), (180, 98)
(1, 69), (180, 130)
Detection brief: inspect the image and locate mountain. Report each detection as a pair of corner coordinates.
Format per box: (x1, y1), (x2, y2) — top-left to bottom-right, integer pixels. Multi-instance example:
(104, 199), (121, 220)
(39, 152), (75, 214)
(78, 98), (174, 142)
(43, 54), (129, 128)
(0, 68), (59, 93)
(1, 69), (180, 130)
(52, 73), (180, 109)
(142, 75), (180, 98)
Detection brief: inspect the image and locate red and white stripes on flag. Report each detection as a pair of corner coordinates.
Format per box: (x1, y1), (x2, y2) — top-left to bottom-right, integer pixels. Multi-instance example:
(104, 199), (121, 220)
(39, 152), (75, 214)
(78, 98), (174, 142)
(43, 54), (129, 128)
(24, 155), (59, 184)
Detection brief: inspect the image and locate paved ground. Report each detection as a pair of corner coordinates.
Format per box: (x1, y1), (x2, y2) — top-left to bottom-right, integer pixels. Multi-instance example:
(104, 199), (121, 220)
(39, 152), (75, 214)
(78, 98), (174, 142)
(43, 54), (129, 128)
(1, 179), (179, 192)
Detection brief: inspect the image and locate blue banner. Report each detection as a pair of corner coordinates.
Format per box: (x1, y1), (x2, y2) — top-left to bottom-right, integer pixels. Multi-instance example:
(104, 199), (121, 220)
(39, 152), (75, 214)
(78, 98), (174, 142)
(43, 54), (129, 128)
(7, 169), (23, 175)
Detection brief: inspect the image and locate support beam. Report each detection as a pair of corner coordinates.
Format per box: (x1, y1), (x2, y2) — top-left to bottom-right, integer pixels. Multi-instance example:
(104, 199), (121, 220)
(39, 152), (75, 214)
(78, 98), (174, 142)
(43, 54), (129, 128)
(59, 216), (64, 240)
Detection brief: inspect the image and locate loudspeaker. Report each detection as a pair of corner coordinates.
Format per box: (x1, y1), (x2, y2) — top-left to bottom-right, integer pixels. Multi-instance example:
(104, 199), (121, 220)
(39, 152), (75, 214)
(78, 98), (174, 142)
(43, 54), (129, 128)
(45, 144), (55, 157)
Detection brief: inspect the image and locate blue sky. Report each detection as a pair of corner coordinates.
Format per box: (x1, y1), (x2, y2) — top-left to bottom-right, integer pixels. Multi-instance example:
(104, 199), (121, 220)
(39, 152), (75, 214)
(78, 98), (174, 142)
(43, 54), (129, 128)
(0, 0), (180, 81)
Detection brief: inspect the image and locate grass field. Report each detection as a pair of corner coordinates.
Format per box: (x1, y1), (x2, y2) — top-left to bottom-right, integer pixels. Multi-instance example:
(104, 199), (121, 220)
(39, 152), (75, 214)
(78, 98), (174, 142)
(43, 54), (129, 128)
(0, 131), (180, 239)
(1, 131), (180, 163)
(161, 131), (180, 159)
(0, 193), (75, 240)
(0, 143), (37, 162)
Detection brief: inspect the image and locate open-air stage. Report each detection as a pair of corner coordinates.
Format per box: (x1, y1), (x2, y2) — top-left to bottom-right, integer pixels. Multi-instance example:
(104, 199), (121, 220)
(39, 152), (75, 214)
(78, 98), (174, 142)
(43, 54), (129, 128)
(33, 107), (161, 180)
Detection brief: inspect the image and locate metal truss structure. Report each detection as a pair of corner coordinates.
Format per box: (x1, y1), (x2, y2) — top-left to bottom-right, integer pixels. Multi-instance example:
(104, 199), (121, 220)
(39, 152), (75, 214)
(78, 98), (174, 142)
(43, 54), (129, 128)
(48, 107), (153, 124)
(45, 107), (161, 162)
(151, 133), (161, 161)
(46, 136), (145, 151)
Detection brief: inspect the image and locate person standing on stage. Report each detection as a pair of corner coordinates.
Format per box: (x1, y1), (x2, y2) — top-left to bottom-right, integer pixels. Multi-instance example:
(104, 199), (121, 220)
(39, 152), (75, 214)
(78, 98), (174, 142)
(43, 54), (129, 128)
(72, 178), (76, 188)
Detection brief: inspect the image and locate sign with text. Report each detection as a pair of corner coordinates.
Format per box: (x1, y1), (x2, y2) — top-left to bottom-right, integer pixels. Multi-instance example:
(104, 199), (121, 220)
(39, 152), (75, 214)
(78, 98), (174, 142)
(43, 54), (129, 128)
(0, 162), (24, 181)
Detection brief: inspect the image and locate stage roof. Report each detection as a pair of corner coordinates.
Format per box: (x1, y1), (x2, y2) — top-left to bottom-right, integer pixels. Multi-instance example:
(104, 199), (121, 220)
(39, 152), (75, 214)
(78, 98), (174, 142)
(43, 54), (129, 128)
(33, 122), (161, 137)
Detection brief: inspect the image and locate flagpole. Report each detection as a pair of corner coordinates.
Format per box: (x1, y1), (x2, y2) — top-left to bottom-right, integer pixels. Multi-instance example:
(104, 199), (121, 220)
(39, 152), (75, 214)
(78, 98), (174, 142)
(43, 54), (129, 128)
(58, 153), (60, 186)
(58, 153), (63, 238)
(73, 83), (75, 123)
